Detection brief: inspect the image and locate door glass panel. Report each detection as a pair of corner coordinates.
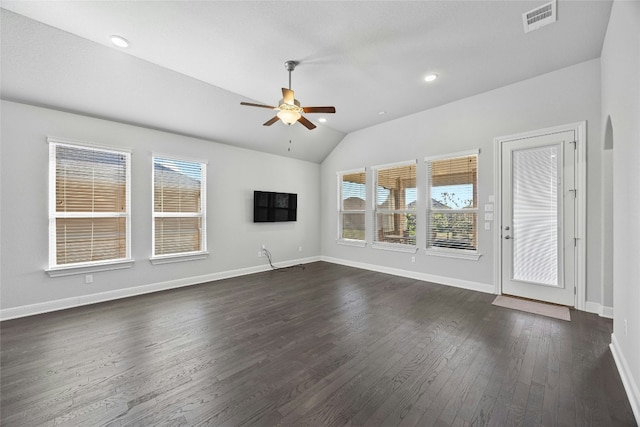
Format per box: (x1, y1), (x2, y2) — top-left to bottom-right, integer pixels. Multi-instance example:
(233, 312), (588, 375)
(512, 145), (560, 286)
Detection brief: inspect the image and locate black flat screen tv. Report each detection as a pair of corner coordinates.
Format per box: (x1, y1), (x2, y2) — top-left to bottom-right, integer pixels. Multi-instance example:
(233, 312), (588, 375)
(253, 191), (297, 222)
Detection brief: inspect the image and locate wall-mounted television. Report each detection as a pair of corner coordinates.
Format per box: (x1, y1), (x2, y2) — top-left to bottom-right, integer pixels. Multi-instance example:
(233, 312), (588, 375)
(253, 191), (297, 222)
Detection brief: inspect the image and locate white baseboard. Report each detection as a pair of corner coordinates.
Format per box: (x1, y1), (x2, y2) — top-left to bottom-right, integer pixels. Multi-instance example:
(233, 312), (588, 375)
(0, 256), (320, 321)
(610, 333), (640, 424)
(585, 301), (614, 319)
(320, 256), (494, 294)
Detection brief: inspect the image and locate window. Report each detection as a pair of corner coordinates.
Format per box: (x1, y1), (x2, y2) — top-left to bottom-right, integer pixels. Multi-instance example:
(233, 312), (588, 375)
(153, 156), (206, 259)
(373, 161), (417, 248)
(426, 151), (478, 255)
(338, 169), (366, 243)
(48, 139), (131, 271)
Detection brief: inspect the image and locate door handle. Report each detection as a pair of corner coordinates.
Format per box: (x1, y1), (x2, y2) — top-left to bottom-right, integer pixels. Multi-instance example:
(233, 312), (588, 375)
(504, 235), (511, 239)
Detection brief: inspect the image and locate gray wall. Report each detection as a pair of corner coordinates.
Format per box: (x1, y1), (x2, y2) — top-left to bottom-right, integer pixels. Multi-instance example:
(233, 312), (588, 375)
(320, 59), (604, 304)
(601, 0), (640, 418)
(0, 100), (321, 314)
(1, 59), (609, 317)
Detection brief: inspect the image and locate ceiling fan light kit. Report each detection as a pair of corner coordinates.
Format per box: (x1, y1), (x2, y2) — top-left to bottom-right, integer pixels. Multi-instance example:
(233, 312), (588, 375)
(240, 60), (335, 130)
(277, 107), (302, 125)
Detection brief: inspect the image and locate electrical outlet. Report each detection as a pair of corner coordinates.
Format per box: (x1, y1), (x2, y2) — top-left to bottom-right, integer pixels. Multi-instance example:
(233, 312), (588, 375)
(85, 274), (93, 284)
(262, 244), (266, 249)
(298, 246), (303, 252)
(411, 256), (416, 263)
(257, 250), (262, 257)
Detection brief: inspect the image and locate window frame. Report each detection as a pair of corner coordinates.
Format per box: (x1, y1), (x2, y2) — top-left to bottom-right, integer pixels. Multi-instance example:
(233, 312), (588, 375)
(47, 137), (133, 277)
(371, 160), (418, 253)
(151, 153), (208, 264)
(337, 168), (367, 247)
(425, 149), (481, 261)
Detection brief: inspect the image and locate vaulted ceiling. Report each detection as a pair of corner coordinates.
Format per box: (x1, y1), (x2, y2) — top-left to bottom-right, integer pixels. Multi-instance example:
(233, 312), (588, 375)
(1, 1), (612, 163)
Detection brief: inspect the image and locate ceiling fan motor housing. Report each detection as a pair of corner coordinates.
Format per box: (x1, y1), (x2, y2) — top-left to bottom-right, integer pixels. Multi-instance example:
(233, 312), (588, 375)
(279, 98), (302, 108)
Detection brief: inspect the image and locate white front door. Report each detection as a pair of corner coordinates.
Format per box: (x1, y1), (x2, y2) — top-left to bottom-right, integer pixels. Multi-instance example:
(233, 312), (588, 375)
(500, 130), (576, 306)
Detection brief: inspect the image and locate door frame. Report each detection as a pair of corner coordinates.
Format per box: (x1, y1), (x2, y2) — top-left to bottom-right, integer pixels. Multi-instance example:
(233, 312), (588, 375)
(493, 122), (586, 310)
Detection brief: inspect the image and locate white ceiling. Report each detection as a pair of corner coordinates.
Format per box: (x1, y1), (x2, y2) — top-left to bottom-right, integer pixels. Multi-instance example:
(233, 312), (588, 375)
(0, 1), (612, 163)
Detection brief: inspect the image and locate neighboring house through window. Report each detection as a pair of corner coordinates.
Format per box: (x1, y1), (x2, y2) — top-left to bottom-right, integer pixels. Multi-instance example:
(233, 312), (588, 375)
(152, 156), (207, 261)
(338, 169), (366, 245)
(48, 138), (131, 273)
(426, 150), (479, 258)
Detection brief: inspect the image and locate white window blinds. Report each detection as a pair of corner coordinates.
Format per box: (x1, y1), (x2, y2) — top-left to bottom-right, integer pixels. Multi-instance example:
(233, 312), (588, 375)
(153, 156), (206, 257)
(374, 161), (417, 246)
(426, 153), (478, 252)
(49, 141), (131, 267)
(338, 170), (366, 241)
(512, 145), (559, 285)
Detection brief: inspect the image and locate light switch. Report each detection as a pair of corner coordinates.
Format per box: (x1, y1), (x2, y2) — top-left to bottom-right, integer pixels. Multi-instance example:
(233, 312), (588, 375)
(484, 204), (494, 212)
(485, 222), (491, 230)
(485, 212), (494, 221)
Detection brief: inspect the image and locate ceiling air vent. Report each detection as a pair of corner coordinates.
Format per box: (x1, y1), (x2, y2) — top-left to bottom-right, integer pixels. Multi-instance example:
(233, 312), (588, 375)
(522, 0), (557, 33)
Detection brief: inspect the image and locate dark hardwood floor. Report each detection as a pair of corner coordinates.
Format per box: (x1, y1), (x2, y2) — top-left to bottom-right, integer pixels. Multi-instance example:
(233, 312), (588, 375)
(1, 262), (636, 426)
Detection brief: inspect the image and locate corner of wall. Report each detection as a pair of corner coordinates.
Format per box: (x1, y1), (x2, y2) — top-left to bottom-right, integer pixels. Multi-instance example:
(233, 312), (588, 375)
(611, 333), (640, 424)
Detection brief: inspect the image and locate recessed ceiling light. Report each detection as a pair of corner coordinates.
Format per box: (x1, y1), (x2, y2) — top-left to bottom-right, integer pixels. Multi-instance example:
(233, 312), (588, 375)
(424, 73), (439, 82)
(318, 118), (327, 123)
(378, 111), (386, 115)
(110, 35), (129, 48)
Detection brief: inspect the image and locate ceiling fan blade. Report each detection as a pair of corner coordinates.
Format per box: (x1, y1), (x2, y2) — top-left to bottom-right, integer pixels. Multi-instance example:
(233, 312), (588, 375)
(303, 106), (336, 114)
(241, 102), (276, 109)
(282, 88), (295, 105)
(263, 116), (280, 126)
(298, 115), (317, 130)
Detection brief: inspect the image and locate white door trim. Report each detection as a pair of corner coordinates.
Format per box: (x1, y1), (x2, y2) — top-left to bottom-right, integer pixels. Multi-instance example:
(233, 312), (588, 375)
(493, 121), (586, 310)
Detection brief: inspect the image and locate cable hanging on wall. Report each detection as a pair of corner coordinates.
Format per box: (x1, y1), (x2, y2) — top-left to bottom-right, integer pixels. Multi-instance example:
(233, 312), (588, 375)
(262, 248), (305, 272)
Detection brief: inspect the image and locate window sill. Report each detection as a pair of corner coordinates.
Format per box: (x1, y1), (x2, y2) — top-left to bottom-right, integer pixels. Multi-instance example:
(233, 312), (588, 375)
(150, 252), (209, 265)
(336, 239), (366, 248)
(372, 242), (418, 253)
(425, 248), (482, 261)
(46, 259), (134, 277)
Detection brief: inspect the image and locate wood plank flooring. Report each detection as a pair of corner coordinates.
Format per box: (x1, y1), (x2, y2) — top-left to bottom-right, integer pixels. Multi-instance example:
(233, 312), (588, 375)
(1, 262), (636, 426)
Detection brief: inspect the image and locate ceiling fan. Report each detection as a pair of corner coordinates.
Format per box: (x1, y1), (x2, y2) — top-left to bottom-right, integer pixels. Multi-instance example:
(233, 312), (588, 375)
(240, 60), (336, 130)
